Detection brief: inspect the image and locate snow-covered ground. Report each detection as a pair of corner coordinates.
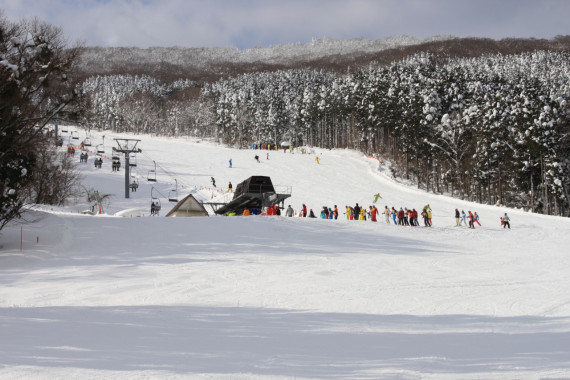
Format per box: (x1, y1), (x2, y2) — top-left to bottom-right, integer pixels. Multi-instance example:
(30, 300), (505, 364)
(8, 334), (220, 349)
(1, 129), (570, 379)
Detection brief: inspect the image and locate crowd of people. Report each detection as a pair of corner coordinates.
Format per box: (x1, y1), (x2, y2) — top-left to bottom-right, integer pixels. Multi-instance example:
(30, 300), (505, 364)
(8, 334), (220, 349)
(242, 201), (512, 229)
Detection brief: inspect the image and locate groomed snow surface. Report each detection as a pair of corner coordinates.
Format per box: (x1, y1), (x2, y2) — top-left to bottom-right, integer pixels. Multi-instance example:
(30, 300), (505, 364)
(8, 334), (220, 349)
(1, 130), (570, 380)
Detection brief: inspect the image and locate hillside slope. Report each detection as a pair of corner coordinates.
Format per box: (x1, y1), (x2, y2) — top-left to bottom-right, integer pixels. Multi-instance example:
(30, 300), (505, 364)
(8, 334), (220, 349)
(1, 129), (570, 379)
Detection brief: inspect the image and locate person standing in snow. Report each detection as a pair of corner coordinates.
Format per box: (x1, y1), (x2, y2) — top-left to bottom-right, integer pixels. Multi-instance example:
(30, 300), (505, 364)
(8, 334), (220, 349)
(468, 211), (475, 229)
(333, 205), (339, 220)
(229, 158), (232, 168)
(503, 213), (511, 229)
(383, 206), (390, 224)
(461, 210), (467, 226)
(455, 209), (460, 226)
(285, 205), (294, 217)
(353, 203), (361, 221)
(301, 204), (307, 217)
(228, 182), (233, 192)
(474, 212), (481, 226)
(370, 205), (378, 222)
(315, 156), (320, 164)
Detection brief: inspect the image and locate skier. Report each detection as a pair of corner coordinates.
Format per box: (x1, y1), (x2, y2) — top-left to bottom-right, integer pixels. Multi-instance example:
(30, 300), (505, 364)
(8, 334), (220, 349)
(211, 177), (216, 187)
(383, 206), (390, 223)
(229, 158), (232, 168)
(455, 209), (460, 226)
(373, 193), (382, 203)
(228, 182), (233, 192)
(254, 155), (260, 162)
(503, 213), (511, 229)
(461, 210), (467, 226)
(353, 203), (361, 221)
(468, 211), (475, 229)
(315, 156), (320, 164)
(370, 206), (378, 222)
(474, 212), (481, 226)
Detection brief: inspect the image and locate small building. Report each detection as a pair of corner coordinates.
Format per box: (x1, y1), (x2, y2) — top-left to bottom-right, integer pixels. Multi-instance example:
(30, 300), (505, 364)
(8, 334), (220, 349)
(166, 194), (209, 217)
(208, 176), (291, 215)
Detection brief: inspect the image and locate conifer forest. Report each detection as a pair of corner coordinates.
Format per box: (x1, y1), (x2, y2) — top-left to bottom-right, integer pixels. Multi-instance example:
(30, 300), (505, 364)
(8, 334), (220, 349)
(78, 47), (570, 216)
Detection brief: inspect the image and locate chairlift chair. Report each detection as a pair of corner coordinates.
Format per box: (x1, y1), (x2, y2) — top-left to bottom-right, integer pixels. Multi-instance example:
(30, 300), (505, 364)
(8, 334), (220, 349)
(71, 131), (79, 140)
(168, 179), (178, 202)
(129, 153), (137, 167)
(151, 187), (161, 213)
(84, 137), (92, 146)
(129, 176), (139, 190)
(147, 161), (157, 182)
(96, 144), (105, 154)
(61, 126), (68, 133)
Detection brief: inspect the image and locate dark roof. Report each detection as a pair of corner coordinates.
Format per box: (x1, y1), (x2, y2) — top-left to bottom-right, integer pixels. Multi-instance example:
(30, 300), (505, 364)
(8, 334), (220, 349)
(233, 176), (275, 200)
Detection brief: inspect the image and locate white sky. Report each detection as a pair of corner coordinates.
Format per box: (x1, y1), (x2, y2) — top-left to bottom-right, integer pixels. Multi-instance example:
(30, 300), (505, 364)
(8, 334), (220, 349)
(0, 0), (568, 49)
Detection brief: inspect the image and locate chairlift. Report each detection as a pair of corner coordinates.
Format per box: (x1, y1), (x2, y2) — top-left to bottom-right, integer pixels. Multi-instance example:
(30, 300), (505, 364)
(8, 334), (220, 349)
(168, 179), (178, 202)
(61, 126), (69, 133)
(151, 187), (161, 214)
(96, 144), (105, 154)
(71, 131), (79, 140)
(84, 136), (92, 146)
(147, 161), (157, 182)
(129, 176), (139, 190)
(129, 153), (137, 167)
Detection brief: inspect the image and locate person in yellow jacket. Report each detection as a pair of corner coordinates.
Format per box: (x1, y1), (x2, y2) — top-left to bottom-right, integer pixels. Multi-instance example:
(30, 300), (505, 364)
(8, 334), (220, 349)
(360, 207), (366, 221)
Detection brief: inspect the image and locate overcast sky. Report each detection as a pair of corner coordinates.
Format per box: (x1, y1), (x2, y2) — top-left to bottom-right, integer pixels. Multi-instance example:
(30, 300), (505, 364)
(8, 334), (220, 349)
(0, 0), (567, 49)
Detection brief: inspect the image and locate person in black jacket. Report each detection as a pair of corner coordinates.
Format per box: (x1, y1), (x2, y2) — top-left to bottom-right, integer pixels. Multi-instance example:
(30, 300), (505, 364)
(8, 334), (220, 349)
(353, 203), (361, 221)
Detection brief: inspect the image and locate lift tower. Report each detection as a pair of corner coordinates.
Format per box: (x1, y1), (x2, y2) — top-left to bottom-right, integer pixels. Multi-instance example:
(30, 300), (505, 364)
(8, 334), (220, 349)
(113, 138), (142, 199)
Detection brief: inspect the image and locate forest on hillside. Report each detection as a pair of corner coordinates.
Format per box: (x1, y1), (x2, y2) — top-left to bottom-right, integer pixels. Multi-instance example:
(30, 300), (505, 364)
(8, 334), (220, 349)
(75, 38), (570, 216)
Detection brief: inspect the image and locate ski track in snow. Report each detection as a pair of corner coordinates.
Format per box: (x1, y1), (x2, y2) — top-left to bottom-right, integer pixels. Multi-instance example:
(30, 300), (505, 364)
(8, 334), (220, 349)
(1, 130), (570, 379)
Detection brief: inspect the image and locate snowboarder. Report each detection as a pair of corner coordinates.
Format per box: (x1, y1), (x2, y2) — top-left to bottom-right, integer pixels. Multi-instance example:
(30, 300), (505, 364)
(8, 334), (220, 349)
(315, 156), (320, 164)
(228, 181), (233, 192)
(211, 177), (216, 187)
(254, 155), (260, 162)
(373, 193), (382, 203)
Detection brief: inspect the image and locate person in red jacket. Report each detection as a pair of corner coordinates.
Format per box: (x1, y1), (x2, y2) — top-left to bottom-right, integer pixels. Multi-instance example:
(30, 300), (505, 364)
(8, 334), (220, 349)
(370, 206), (378, 222)
(301, 204), (307, 217)
(412, 208), (418, 226)
(398, 208), (405, 225)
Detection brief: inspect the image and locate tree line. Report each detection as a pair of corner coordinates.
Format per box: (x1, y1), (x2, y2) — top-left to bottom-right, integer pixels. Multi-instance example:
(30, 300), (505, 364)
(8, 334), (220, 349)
(200, 52), (569, 215)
